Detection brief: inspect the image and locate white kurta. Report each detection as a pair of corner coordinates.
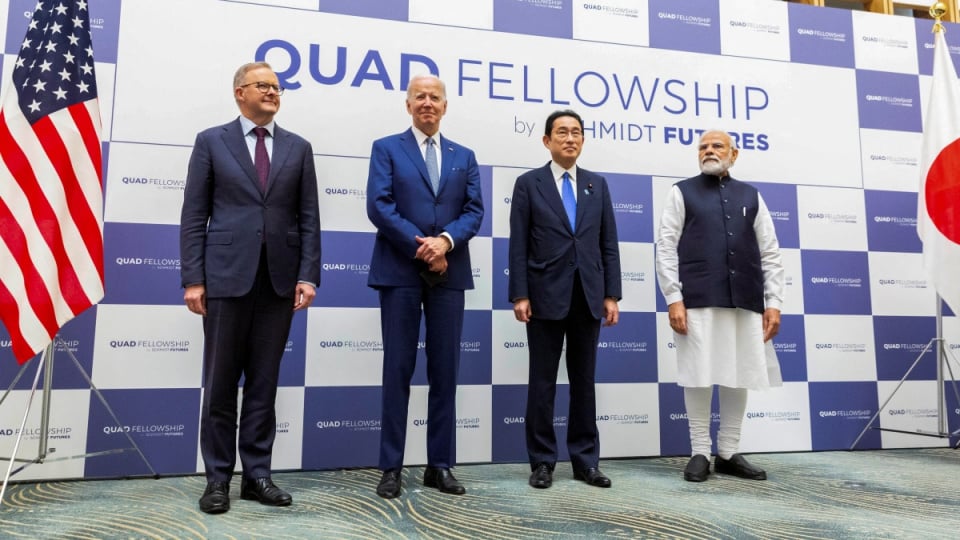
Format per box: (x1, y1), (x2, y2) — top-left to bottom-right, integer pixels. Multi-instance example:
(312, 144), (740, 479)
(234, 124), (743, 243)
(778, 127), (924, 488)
(656, 184), (785, 390)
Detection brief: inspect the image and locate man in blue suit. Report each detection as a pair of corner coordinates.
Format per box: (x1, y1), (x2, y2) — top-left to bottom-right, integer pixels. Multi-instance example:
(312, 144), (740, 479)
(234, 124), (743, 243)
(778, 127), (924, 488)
(180, 62), (321, 514)
(367, 74), (484, 499)
(509, 109), (621, 490)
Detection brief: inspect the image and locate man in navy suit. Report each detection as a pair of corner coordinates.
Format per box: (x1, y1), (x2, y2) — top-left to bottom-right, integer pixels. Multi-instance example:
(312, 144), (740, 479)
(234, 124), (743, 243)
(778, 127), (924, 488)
(366, 74), (484, 499)
(180, 62), (321, 514)
(509, 109), (621, 490)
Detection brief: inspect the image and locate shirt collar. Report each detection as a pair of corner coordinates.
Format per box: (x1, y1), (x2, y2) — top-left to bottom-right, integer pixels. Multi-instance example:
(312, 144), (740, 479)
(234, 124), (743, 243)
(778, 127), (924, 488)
(411, 125), (441, 147)
(550, 161), (575, 183)
(239, 116), (275, 137)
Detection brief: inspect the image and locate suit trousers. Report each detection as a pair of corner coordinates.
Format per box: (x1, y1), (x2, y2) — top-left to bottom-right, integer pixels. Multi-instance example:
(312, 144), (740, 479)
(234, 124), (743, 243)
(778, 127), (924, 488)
(377, 285), (464, 471)
(200, 248), (293, 482)
(525, 273), (602, 472)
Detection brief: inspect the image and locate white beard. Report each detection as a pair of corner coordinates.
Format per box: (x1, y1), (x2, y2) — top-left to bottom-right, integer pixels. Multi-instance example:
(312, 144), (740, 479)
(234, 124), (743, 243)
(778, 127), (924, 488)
(700, 158), (729, 176)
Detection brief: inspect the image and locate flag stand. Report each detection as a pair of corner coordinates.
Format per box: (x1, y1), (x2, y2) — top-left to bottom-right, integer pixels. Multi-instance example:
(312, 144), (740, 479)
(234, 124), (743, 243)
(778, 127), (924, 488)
(850, 297), (960, 449)
(0, 336), (158, 507)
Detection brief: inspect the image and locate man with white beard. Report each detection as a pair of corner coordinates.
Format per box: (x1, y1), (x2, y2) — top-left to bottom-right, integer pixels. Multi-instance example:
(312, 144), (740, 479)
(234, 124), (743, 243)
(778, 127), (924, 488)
(655, 130), (785, 482)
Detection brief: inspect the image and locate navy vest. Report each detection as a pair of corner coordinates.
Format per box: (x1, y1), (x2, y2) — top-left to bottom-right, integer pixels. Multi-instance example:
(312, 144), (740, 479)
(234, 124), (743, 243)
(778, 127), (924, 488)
(675, 174), (764, 313)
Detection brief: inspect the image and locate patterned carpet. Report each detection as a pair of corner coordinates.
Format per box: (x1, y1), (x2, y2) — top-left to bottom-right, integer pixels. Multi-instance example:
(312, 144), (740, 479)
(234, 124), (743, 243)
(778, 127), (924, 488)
(1, 449), (958, 539)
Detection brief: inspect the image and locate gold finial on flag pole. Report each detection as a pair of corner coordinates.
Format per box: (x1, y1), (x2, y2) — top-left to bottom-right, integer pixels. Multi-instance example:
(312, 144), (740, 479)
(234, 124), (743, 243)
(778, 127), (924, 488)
(931, 2), (947, 33)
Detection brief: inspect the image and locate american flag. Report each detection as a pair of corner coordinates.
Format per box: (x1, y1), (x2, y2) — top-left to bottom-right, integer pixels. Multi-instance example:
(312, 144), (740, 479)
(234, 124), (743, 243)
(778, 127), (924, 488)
(0, 0), (103, 364)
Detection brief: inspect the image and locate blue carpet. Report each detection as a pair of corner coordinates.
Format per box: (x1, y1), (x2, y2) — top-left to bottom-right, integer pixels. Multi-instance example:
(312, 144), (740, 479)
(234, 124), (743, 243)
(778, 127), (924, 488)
(1, 449), (958, 539)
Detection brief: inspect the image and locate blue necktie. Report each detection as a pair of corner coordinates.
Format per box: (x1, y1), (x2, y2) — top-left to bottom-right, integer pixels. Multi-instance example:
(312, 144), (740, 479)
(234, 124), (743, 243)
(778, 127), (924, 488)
(562, 172), (576, 230)
(425, 137), (440, 194)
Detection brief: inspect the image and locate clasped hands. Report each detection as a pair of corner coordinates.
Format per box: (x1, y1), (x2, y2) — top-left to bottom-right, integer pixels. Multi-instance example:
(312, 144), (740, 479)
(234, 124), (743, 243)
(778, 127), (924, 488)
(415, 235), (450, 273)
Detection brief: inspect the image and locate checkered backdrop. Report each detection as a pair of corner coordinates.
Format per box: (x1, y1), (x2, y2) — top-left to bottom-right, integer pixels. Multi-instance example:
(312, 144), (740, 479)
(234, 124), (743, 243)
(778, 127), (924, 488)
(1, 0), (959, 480)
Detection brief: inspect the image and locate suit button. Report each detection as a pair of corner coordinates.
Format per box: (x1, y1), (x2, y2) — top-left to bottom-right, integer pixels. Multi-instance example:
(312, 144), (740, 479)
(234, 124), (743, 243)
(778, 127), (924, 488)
(568, 262), (574, 267)
(727, 232), (733, 236)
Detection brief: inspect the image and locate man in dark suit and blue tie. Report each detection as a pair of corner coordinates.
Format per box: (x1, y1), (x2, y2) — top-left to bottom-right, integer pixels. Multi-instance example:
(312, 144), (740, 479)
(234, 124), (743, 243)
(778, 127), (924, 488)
(180, 62), (321, 514)
(509, 109), (622, 490)
(366, 74), (484, 499)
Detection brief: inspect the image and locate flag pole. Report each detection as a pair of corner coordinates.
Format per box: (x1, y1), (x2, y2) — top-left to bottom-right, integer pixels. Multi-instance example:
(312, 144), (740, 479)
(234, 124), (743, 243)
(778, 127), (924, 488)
(851, 3), (960, 450)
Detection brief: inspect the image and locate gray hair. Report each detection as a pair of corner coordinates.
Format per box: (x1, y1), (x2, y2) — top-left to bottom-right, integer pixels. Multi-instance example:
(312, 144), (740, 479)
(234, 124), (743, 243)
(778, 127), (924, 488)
(233, 62), (273, 89)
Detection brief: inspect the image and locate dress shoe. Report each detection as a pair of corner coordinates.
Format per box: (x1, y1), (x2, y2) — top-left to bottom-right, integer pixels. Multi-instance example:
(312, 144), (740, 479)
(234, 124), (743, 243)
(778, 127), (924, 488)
(376, 469), (401, 499)
(529, 463), (553, 489)
(423, 466), (466, 495)
(240, 477), (292, 506)
(574, 467), (612, 488)
(715, 454), (767, 480)
(198, 481), (230, 514)
(684, 454), (710, 482)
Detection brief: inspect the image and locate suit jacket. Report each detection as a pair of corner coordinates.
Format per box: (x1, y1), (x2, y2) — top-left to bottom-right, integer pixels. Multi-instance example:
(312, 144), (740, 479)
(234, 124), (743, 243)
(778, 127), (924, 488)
(508, 163), (621, 320)
(366, 128), (484, 290)
(180, 118), (321, 298)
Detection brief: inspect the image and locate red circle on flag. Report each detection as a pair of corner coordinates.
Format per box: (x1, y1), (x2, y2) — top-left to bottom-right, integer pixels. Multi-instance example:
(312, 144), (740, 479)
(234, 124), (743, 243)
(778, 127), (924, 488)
(926, 138), (960, 244)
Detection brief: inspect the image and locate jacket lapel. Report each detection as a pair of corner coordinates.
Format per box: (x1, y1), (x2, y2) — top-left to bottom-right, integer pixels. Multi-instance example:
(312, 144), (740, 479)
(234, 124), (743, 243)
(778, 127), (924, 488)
(265, 125), (292, 197)
(399, 128), (433, 192)
(222, 120), (260, 192)
(574, 167), (590, 232)
(535, 163), (573, 234)
(437, 135), (455, 194)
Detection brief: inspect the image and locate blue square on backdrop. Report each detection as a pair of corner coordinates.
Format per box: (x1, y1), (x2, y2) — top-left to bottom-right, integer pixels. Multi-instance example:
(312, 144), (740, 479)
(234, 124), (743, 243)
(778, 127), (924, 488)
(302, 386), (381, 470)
(604, 173), (653, 243)
(648, 0), (721, 55)
(658, 383), (720, 457)
(103, 223), (183, 305)
(413, 310), (491, 386)
(315, 231), (379, 308)
(319, 0), (408, 21)
(809, 381), (880, 451)
(596, 312), (658, 383)
(775, 314), (807, 382)
(787, 2), (855, 69)
(85, 388), (200, 477)
(754, 181), (800, 249)
(491, 384), (570, 463)
(873, 315), (937, 381)
(855, 70), (922, 133)
(801, 250), (872, 315)
(493, 0), (572, 39)
(0, 307), (97, 390)
(865, 190), (921, 253)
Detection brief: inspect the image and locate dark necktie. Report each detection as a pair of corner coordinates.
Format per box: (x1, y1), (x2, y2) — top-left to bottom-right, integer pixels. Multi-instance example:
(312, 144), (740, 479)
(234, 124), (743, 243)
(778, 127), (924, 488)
(253, 126), (270, 191)
(425, 137), (440, 194)
(562, 172), (576, 230)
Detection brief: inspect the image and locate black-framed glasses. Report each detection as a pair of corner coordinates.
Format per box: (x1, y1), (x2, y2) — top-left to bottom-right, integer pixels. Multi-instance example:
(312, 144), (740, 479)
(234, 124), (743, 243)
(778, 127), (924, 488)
(240, 81), (284, 95)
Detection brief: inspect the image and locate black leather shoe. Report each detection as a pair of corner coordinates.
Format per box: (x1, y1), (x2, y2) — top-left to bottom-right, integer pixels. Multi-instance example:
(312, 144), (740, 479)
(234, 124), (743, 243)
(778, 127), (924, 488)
(715, 454), (767, 480)
(199, 481), (230, 514)
(574, 467), (612, 488)
(423, 467), (466, 495)
(529, 463), (553, 489)
(240, 477), (292, 506)
(376, 469), (401, 499)
(684, 455), (710, 482)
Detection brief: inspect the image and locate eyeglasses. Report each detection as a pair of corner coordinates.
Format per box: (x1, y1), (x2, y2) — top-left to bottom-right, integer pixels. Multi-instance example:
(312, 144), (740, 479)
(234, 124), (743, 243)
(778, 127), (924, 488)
(553, 129), (583, 140)
(240, 81), (284, 95)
